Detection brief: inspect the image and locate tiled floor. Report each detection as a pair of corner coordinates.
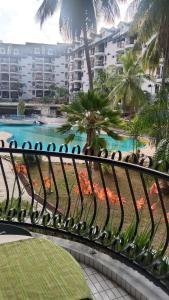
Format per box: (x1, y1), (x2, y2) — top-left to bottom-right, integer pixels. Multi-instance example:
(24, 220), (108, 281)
(80, 263), (134, 300)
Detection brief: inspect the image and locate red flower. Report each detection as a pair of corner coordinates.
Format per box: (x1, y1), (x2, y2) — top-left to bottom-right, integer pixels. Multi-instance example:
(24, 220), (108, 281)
(149, 183), (158, 196)
(136, 197), (145, 210)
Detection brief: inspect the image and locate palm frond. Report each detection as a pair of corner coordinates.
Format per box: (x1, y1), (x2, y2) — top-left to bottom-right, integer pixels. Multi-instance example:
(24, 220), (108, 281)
(64, 133), (75, 144)
(36, 0), (59, 26)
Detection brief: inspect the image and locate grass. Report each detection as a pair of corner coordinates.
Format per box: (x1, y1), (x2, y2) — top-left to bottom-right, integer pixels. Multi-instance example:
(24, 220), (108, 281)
(27, 160), (169, 254)
(1, 155), (168, 258)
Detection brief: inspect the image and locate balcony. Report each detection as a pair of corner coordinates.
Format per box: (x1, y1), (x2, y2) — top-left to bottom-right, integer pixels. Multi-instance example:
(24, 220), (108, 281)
(74, 56), (83, 62)
(10, 75), (19, 82)
(73, 75), (82, 83)
(44, 68), (54, 73)
(34, 77), (43, 81)
(116, 41), (125, 53)
(94, 51), (105, 56)
(0, 142), (168, 299)
(1, 65), (9, 72)
(94, 60), (104, 69)
(0, 83), (9, 89)
(73, 63), (82, 72)
(10, 83), (19, 90)
(1, 74), (9, 81)
(10, 58), (18, 64)
(125, 39), (135, 50)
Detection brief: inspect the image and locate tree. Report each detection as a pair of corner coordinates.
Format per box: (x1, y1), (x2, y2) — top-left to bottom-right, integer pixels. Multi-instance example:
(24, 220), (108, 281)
(133, 90), (169, 147)
(129, 0), (169, 88)
(47, 84), (69, 102)
(94, 66), (116, 97)
(109, 50), (150, 114)
(57, 91), (121, 154)
(17, 100), (25, 116)
(36, 0), (125, 91)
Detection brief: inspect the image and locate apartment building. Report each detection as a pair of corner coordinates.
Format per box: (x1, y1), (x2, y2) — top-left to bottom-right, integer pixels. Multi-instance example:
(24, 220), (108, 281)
(0, 22), (162, 102)
(0, 42), (69, 100)
(67, 22), (161, 98)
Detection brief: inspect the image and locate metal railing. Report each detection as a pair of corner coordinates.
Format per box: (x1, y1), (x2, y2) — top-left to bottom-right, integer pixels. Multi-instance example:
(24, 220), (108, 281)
(0, 140), (169, 293)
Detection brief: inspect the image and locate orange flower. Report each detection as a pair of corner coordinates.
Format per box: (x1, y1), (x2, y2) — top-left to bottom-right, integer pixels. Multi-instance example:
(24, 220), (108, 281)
(44, 176), (51, 189)
(79, 171), (88, 181)
(95, 188), (105, 202)
(151, 202), (157, 213)
(45, 180), (51, 189)
(136, 197), (145, 210)
(106, 188), (118, 204)
(149, 183), (158, 196)
(73, 185), (79, 194)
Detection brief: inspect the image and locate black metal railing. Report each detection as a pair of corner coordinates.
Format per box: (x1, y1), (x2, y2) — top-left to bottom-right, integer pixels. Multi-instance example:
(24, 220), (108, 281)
(0, 139), (169, 293)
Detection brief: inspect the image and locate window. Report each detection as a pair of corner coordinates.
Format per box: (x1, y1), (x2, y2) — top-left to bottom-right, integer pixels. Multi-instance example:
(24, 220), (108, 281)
(0, 48), (5, 54)
(48, 49), (54, 55)
(34, 48), (40, 55)
(14, 49), (19, 56)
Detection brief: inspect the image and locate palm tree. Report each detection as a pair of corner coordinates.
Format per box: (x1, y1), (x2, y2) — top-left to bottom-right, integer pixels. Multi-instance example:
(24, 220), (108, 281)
(36, 0), (125, 90)
(94, 66), (116, 97)
(134, 90), (169, 147)
(129, 0), (169, 88)
(57, 91), (121, 154)
(109, 50), (150, 114)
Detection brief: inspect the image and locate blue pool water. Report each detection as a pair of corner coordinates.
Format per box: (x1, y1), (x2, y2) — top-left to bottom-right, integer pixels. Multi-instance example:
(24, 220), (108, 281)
(0, 124), (144, 152)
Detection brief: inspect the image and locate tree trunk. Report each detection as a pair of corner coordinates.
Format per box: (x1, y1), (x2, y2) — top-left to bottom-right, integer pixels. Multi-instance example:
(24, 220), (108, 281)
(83, 25), (93, 91)
(162, 29), (169, 88)
(87, 128), (96, 153)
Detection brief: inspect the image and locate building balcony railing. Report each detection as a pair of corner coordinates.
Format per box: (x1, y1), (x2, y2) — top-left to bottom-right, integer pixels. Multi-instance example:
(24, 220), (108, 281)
(33, 69), (43, 73)
(125, 43), (134, 50)
(1, 68), (9, 72)
(74, 57), (83, 61)
(34, 77), (43, 81)
(44, 78), (54, 82)
(0, 142), (169, 295)
(44, 69), (54, 73)
(10, 77), (19, 82)
(95, 60), (104, 67)
(73, 79), (82, 84)
(94, 51), (105, 56)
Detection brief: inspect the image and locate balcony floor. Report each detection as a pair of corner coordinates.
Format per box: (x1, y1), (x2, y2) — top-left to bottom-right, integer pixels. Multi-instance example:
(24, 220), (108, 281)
(81, 263), (134, 300)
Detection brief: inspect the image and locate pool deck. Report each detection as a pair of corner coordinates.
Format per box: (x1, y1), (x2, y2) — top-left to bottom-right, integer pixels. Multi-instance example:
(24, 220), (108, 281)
(0, 131), (11, 146)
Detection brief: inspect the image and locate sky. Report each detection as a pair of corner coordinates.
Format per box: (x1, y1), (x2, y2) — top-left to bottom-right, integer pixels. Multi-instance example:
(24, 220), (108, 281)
(0, 0), (130, 45)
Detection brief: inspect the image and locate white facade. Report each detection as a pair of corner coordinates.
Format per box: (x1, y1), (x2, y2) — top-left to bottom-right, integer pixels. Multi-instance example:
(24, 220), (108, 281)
(67, 22), (161, 98)
(0, 23), (162, 102)
(0, 42), (69, 100)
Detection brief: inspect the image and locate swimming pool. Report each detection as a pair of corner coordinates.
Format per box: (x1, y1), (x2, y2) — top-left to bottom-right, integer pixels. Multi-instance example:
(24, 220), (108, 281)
(0, 124), (144, 152)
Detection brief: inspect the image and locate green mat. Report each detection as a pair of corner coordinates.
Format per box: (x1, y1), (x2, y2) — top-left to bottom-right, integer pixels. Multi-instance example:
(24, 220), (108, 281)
(0, 238), (92, 300)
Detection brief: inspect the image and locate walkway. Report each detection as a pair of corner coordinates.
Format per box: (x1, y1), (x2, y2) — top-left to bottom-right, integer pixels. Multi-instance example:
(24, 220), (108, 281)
(0, 158), (30, 202)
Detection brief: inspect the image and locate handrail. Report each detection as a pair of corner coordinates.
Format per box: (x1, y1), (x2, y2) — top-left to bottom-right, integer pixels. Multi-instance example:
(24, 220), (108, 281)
(0, 140), (169, 293)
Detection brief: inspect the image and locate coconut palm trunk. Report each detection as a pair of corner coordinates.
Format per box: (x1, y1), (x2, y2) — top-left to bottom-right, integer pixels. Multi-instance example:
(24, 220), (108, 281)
(83, 25), (93, 91)
(162, 29), (169, 88)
